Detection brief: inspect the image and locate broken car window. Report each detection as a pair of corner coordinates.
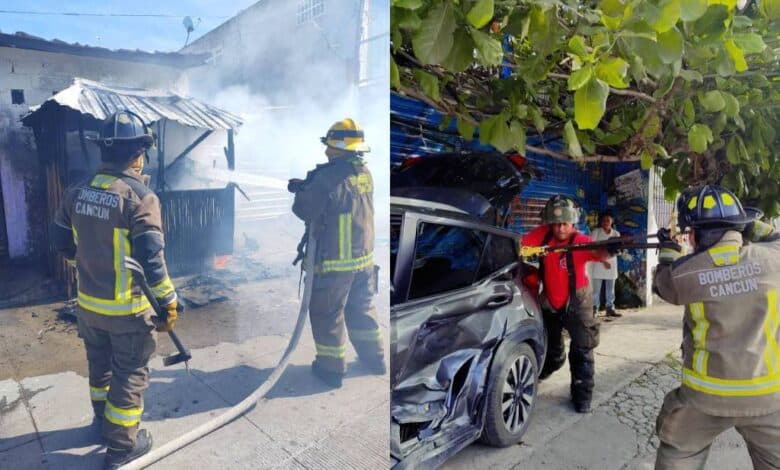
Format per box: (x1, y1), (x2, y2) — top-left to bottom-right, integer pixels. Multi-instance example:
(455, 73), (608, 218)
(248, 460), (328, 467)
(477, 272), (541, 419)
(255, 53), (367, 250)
(477, 235), (518, 280)
(409, 223), (486, 300)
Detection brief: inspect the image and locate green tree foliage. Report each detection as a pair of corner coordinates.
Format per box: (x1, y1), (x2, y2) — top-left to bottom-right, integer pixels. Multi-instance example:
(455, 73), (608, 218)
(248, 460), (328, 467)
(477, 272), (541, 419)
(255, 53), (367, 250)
(391, 0), (780, 215)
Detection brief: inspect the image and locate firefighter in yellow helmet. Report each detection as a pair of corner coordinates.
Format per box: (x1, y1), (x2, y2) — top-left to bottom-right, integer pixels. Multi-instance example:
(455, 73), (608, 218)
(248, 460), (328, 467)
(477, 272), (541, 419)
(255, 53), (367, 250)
(653, 185), (780, 469)
(51, 110), (179, 469)
(288, 118), (385, 387)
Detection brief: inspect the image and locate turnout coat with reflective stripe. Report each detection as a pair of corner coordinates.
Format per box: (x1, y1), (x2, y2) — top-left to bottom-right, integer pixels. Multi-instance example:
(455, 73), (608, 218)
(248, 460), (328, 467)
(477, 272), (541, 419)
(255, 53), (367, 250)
(654, 230), (780, 417)
(53, 167), (177, 327)
(292, 157), (374, 274)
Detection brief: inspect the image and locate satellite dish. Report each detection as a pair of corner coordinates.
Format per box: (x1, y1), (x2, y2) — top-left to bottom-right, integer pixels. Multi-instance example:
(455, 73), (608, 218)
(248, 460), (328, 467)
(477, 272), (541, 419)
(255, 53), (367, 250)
(183, 16), (195, 33)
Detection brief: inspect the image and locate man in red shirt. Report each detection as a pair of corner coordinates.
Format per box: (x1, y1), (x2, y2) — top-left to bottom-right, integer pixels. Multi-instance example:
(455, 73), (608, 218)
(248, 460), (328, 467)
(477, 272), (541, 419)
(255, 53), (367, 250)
(522, 195), (605, 413)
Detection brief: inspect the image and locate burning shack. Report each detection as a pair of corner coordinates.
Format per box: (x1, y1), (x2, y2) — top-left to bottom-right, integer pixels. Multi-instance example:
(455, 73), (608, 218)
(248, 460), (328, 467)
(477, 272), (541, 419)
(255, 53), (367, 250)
(20, 77), (243, 297)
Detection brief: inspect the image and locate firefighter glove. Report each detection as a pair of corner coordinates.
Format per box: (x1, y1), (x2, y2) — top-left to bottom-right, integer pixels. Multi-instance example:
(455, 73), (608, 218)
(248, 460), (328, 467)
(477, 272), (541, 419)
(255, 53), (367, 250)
(156, 300), (179, 332)
(657, 228), (673, 244)
(658, 244), (683, 265)
(744, 220), (775, 242)
(287, 178), (305, 193)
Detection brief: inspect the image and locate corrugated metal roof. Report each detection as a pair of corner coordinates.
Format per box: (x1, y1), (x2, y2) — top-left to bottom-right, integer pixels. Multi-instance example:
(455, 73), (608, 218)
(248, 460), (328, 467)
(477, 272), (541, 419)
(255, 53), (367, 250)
(24, 78), (242, 131)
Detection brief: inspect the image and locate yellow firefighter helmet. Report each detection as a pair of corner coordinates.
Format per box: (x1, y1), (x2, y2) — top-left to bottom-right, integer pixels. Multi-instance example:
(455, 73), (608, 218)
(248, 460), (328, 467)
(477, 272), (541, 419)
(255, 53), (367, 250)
(321, 118), (371, 153)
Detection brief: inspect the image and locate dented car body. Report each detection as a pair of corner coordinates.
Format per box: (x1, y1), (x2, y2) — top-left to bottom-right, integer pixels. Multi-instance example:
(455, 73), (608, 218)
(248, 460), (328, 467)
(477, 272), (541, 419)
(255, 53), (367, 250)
(390, 194), (546, 468)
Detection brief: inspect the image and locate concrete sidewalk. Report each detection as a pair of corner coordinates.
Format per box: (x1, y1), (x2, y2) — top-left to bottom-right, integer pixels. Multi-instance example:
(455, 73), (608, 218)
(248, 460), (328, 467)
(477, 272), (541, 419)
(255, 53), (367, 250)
(0, 324), (390, 469)
(444, 301), (754, 469)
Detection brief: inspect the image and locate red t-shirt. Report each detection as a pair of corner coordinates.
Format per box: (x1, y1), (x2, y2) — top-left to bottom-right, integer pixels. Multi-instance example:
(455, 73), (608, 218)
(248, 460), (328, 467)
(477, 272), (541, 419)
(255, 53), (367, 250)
(522, 225), (600, 310)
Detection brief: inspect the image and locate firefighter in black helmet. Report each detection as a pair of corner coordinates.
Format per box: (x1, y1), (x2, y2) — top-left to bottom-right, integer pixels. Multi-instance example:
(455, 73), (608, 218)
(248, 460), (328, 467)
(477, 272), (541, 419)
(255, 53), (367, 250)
(289, 118), (385, 388)
(51, 110), (179, 469)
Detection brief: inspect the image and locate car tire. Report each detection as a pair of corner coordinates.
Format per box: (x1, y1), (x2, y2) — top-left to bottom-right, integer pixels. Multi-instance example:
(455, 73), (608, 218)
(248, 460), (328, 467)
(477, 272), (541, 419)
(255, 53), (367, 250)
(479, 341), (539, 447)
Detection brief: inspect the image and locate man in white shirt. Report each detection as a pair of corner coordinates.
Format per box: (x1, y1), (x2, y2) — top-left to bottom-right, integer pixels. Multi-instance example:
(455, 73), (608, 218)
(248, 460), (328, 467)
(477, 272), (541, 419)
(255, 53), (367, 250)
(590, 213), (622, 318)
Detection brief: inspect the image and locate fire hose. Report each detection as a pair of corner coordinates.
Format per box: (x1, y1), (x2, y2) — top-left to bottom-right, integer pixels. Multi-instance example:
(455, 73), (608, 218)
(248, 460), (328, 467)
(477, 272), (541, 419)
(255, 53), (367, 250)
(120, 233), (316, 469)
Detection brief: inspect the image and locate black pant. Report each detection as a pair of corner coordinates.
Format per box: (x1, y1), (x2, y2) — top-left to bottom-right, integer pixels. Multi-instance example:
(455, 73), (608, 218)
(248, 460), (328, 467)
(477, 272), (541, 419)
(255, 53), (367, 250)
(541, 288), (600, 406)
(308, 268), (384, 374)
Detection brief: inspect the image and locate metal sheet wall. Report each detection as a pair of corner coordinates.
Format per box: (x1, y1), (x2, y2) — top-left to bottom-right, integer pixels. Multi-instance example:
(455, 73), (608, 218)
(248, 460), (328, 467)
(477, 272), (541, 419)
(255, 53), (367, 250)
(159, 187), (235, 276)
(390, 93), (609, 235)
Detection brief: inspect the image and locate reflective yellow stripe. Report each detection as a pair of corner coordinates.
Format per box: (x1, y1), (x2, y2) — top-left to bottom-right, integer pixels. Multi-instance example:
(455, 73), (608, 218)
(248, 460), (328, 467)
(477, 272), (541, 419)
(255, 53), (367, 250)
(707, 245), (740, 266)
(90, 385), (109, 401)
(320, 252), (374, 273)
(338, 213), (348, 260)
(690, 302), (710, 375)
(682, 368), (780, 396)
(346, 213), (352, 258)
(150, 276), (176, 300)
(90, 174), (117, 189)
(104, 401), (143, 427)
(315, 343), (346, 358)
(72, 227), (78, 246)
(765, 290), (780, 375)
(77, 291), (151, 316)
(350, 328), (381, 342)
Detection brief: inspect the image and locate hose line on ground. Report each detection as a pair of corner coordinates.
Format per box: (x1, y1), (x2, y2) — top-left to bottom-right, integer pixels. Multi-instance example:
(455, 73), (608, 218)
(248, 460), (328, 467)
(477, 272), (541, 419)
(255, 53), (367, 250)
(120, 234), (316, 469)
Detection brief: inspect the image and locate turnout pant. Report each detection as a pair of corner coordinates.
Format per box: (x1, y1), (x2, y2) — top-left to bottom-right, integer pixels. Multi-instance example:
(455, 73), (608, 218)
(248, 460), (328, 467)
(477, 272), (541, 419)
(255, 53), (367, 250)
(77, 312), (157, 451)
(308, 268), (384, 374)
(541, 288), (600, 406)
(655, 388), (780, 470)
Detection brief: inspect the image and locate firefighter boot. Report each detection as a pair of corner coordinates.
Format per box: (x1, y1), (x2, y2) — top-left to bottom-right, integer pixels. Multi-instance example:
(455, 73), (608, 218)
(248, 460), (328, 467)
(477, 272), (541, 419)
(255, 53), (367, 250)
(104, 429), (153, 470)
(360, 355), (387, 375)
(311, 361), (343, 388)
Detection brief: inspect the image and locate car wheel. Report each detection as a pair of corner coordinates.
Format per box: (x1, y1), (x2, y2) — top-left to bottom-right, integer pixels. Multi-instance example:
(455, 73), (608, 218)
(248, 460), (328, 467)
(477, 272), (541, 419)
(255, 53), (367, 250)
(479, 342), (539, 447)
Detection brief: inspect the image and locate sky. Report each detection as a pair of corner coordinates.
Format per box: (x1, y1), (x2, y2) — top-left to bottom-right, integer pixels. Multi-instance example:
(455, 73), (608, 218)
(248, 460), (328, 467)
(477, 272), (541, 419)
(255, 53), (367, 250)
(0, 0), (260, 52)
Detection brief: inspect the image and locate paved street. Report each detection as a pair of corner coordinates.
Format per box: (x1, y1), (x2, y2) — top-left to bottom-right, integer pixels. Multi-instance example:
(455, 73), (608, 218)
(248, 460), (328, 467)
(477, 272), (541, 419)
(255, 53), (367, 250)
(444, 300), (753, 470)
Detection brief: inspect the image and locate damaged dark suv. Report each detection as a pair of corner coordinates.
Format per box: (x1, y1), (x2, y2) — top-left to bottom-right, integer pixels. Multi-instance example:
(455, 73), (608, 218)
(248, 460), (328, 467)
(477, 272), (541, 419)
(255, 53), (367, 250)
(389, 189), (546, 469)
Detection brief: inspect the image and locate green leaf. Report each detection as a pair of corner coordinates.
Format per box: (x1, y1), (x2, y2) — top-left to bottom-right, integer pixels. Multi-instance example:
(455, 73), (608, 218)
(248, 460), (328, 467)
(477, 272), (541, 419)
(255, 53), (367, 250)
(732, 15), (753, 28)
(722, 92), (740, 118)
(574, 78), (610, 130)
(657, 28), (684, 64)
(680, 0), (708, 21)
(726, 136), (740, 163)
(510, 120), (527, 154)
(439, 115), (452, 131)
(683, 98), (696, 126)
(600, 0), (626, 17)
(688, 123), (714, 152)
(759, 0), (780, 20)
(568, 65), (594, 91)
(392, 0), (424, 9)
(596, 57), (630, 88)
(457, 119), (476, 141)
(640, 149), (654, 170)
(529, 107), (547, 132)
(415, 70), (440, 101)
(391, 26), (402, 53)
(390, 57), (400, 89)
(724, 39), (748, 72)
(412, 1), (457, 65)
(478, 114), (500, 146)
(693, 5), (729, 44)
(564, 120), (584, 159)
(653, 0), (682, 33)
(490, 117), (515, 153)
(708, 0), (737, 9)
(568, 35), (589, 58)
(699, 90), (726, 112)
(653, 144), (671, 159)
(642, 114), (662, 139)
(466, 0), (494, 29)
(396, 9), (422, 30)
(602, 14), (623, 30)
(442, 29), (476, 73)
(733, 33), (767, 54)
(471, 29), (503, 66)
(679, 69), (704, 82)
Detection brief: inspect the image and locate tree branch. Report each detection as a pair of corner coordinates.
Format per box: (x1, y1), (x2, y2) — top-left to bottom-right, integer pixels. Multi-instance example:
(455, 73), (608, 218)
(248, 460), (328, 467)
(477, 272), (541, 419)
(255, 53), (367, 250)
(547, 72), (656, 103)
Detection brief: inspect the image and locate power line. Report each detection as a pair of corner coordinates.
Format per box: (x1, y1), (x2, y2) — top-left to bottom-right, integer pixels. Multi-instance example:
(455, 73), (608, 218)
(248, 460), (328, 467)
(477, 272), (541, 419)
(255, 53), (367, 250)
(0, 9), (228, 19)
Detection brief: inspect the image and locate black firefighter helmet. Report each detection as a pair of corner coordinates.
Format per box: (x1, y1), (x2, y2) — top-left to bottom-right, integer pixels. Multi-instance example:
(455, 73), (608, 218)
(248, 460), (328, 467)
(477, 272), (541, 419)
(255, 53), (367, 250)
(90, 110), (155, 163)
